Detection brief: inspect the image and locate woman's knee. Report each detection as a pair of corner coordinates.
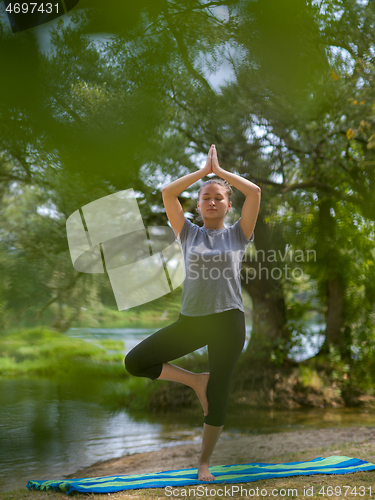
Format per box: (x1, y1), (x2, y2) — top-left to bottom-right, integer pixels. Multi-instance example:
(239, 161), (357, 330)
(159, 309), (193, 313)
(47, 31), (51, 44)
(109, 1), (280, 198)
(204, 408), (226, 427)
(124, 349), (142, 377)
(203, 372), (233, 426)
(125, 348), (162, 379)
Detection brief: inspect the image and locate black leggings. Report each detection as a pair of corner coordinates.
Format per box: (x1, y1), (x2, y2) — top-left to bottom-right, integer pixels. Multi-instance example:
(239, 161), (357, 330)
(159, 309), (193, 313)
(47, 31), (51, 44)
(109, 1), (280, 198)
(124, 308), (246, 427)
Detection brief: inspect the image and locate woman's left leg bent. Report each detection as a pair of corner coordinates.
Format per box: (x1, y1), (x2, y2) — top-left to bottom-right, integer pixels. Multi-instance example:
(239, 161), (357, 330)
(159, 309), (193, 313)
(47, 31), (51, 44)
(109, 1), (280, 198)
(125, 314), (210, 380)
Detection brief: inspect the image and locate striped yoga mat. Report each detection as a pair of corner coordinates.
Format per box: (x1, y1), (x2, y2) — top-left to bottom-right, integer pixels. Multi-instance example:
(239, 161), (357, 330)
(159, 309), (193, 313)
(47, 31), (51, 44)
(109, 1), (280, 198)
(27, 456), (375, 495)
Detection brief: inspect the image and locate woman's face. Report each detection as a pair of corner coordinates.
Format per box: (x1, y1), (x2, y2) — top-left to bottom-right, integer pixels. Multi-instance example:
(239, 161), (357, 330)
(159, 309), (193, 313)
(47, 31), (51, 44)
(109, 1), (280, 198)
(197, 184), (232, 220)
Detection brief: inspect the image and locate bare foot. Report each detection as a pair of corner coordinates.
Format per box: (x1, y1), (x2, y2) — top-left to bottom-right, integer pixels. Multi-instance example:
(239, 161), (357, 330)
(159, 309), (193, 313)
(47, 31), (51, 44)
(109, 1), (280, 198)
(193, 372), (209, 416)
(198, 460), (215, 481)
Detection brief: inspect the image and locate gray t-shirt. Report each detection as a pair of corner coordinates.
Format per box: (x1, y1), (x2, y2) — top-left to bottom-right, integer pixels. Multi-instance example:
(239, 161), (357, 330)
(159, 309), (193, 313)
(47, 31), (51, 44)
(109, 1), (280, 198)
(177, 217), (254, 317)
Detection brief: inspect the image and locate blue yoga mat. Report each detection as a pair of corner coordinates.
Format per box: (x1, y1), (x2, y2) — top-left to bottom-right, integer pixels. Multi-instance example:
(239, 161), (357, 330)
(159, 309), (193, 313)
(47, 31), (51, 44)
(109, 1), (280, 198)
(27, 456), (375, 495)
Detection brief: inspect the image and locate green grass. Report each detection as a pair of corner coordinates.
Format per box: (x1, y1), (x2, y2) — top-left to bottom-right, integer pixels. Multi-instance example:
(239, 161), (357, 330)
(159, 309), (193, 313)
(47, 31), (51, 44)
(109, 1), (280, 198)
(0, 327), (126, 379)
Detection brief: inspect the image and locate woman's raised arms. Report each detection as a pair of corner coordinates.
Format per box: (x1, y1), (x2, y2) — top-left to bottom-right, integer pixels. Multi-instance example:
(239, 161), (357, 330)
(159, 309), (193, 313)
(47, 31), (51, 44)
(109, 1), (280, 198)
(162, 146), (214, 238)
(161, 192), (186, 239)
(211, 145), (260, 240)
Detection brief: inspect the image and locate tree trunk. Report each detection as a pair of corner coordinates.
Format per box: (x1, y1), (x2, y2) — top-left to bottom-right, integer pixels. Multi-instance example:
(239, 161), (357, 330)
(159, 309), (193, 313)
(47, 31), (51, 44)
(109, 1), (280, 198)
(316, 199), (349, 358)
(324, 277), (345, 350)
(241, 212), (290, 363)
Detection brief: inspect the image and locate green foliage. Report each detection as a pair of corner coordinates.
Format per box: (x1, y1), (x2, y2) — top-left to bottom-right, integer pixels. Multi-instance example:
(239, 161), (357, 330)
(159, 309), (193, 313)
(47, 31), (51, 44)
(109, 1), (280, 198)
(1, 0), (375, 370)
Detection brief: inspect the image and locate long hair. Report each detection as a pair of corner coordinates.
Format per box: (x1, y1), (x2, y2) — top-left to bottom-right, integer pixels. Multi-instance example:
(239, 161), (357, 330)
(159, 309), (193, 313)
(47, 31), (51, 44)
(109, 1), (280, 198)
(195, 178), (233, 222)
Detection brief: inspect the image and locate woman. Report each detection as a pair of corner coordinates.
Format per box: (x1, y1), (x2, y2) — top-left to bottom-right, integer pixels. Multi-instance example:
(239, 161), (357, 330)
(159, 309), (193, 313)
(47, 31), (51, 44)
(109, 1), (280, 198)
(125, 144), (261, 481)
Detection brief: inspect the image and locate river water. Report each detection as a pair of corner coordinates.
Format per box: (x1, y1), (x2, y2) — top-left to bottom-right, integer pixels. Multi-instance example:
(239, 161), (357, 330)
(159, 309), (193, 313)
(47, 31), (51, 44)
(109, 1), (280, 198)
(1, 325), (374, 493)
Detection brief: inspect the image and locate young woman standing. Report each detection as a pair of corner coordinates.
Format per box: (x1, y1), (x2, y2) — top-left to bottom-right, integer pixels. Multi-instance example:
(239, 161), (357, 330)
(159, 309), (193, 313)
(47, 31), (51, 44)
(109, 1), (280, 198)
(125, 144), (261, 481)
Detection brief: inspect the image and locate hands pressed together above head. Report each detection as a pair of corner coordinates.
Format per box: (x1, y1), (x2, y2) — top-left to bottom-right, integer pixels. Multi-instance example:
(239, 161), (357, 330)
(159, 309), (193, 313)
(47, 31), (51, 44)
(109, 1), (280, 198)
(201, 144), (223, 178)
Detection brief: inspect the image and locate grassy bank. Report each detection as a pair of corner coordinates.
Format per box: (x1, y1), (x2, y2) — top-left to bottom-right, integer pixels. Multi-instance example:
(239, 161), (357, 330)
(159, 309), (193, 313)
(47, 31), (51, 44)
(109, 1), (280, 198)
(0, 327), (126, 379)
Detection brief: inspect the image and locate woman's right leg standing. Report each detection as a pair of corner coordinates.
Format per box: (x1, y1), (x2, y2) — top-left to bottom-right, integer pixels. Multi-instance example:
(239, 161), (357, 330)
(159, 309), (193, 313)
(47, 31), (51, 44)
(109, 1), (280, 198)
(197, 309), (245, 480)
